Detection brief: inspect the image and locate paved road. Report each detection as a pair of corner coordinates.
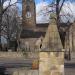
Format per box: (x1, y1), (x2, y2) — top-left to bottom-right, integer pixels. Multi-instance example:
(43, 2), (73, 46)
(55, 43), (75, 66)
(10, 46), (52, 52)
(0, 58), (38, 75)
(65, 67), (75, 75)
(65, 52), (75, 75)
(0, 58), (36, 68)
(65, 63), (75, 75)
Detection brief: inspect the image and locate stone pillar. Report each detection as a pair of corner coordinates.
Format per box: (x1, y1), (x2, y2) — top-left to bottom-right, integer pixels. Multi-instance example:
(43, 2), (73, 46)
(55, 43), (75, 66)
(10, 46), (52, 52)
(72, 22), (75, 51)
(69, 24), (73, 52)
(65, 23), (75, 52)
(41, 14), (63, 51)
(39, 52), (64, 75)
(65, 31), (69, 52)
(39, 14), (64, 75)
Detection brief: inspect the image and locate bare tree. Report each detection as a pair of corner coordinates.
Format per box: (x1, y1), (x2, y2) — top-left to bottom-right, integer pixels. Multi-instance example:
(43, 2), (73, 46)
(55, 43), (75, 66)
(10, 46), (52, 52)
(2, 5), (22, 51)
(0, 0), (21, 50)
(56, 0), (66, 25)
(40, 0), (66, 24)
(48, 0), (66, 24)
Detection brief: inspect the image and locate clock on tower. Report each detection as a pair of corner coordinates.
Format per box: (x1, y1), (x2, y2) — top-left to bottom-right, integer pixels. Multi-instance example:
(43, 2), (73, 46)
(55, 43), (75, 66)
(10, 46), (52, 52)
(22, 0), (36, 28)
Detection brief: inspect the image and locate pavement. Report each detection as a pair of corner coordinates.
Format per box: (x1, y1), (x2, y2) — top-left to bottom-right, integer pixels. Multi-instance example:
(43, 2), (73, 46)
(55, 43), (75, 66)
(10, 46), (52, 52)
(64, 52), (75, 75)
(0, 58), (36, 69)
(0, 58), (39, 75)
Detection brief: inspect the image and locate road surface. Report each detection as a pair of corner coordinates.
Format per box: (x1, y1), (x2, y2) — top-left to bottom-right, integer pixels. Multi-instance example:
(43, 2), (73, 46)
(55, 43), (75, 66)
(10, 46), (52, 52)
(65, 52), (75, 75)
(0, 58), (37, 68)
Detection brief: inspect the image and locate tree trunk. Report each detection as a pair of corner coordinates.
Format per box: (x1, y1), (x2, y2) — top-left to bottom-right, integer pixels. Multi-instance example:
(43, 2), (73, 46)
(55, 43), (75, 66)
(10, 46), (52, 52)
(56, 0), (60, 26)
(0, 14), (2, 50)
(0, 0), (2, 50)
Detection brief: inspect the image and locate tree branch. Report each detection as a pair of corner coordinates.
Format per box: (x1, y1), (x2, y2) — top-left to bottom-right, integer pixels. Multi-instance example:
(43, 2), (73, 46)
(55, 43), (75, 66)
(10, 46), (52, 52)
(59, 0), (66, 14)
(2, 1), (18, 15)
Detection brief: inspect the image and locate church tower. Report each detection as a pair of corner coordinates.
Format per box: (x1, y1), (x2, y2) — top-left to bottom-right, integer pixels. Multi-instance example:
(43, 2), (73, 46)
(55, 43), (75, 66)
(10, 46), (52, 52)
(22, 0), (36, 28)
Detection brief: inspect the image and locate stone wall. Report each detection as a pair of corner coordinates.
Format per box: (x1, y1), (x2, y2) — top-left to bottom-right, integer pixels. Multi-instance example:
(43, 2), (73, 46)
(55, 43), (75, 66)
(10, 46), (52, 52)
(0, 52), (23, 59)
(0, 52), (39, 59)
(39, 52), (64, 75)
(12, 68), (38, 75)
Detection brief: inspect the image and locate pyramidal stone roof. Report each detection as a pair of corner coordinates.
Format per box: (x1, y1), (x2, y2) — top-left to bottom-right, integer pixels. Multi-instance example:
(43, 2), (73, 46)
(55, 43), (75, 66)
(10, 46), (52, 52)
(41, 18), (63, 51)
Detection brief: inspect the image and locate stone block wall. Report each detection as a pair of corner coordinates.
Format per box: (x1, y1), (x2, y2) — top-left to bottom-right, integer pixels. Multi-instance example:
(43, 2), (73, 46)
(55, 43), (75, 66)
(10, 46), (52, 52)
(12, 68), (38, 75)
(39, 52), (64, 75)
(0, 52), (23, 59)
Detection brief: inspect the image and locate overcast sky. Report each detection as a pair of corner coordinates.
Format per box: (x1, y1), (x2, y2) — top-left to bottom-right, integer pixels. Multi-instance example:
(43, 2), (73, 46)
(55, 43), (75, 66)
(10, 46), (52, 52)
(3, 0), (17, 8)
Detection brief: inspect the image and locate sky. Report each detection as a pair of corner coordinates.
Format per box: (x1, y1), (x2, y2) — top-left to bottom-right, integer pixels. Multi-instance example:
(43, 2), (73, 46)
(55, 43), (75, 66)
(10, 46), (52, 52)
(16, 0), (53, 23)
(35, 0), (75, 23)
(35, 0), (53, 4)
(3, 0), (75, 23)
(3, 0), (17, 8)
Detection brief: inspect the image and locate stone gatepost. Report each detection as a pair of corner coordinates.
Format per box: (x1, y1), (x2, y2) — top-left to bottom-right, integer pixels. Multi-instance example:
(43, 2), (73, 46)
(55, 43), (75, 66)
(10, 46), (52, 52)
(39, 52), (64, 75)
(39, 13), (64, 75)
